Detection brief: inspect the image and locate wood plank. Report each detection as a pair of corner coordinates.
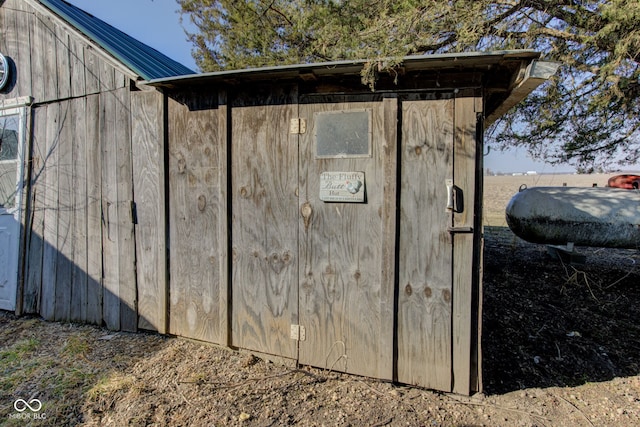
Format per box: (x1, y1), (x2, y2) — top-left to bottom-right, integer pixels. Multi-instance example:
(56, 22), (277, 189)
(217, 90), (230, 345)
(114, 87), (137, 332)
(379, 95), (398, 380)
(69, 37), (86, 98)
(230, 85), (298, 359)
(54, 23), (71, 100)
(131, 90), (166, 332)
(100, 89), (120, 330)
(85, 93), (103, 325)
(15, 0), (33, 97)
(41, 13), (58, 103)
(28, 1), (45, 102)
(40, 102), (59, 320)
(168, 92), (220, 343)
(451, 95), (480, 395)
(84, 47), (101, 95)
(53, 100), (73, 322)
(396, 96), (454, 391)
(298, 96), (387, 378)
(70, 97), (88, 322)
(23, 106), (47, 314)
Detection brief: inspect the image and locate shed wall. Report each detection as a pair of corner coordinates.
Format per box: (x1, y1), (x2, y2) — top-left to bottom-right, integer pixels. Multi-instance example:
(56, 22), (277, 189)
(1, 0), (142, 330)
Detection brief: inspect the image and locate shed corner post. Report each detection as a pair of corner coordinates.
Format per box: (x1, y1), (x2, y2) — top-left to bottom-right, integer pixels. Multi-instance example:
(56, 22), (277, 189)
(217, 88), (231, 348)
(381, 93), (399, 381)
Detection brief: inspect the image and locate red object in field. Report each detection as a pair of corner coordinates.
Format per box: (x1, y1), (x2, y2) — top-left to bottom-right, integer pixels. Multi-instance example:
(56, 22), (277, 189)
(607, 174), (640, 189)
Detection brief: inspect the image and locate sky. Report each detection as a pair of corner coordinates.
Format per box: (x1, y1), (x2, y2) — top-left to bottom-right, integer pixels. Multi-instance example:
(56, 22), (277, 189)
(66, 0), (578, 175)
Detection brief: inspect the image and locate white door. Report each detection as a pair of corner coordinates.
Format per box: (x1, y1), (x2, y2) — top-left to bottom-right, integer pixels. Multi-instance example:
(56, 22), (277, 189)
(0, 108), (26, 311)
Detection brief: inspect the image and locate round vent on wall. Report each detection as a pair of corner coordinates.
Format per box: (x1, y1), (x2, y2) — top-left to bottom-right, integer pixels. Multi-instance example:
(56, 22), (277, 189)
(0, 54), (10, 91)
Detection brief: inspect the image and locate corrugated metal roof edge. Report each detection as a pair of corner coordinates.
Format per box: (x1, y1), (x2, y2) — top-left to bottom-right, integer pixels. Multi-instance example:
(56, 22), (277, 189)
(143, 50), (541, 87)
(36, 0), (195, 80)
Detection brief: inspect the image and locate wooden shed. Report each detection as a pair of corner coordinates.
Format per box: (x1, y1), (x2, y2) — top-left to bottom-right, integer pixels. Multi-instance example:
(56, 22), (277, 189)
(0, 0), (558, 395)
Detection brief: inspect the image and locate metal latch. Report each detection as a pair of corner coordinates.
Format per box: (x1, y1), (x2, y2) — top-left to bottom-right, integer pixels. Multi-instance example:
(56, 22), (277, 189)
(446, 179), (464, 213)
(290, 324), (306, 341)
(447, 226), (474, 234)
(289, 118), (307, 134)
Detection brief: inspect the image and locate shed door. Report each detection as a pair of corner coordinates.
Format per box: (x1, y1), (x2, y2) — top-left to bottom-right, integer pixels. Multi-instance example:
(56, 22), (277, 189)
(297, 96), (395, 379)
(0, 109), (26, 311)
(395, 93), (480, 393)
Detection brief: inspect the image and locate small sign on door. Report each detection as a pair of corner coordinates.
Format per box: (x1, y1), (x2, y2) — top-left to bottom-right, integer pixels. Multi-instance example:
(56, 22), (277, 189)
(319, 171), (365, 202)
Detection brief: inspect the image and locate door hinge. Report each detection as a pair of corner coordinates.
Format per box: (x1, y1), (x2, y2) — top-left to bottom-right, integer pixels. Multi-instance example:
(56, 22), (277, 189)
(289, 118), (306, 134)
(290, 324), (306, 341)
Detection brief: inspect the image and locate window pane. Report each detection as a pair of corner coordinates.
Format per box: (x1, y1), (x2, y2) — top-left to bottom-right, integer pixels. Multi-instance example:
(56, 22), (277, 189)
(0, 162), (17, 208)
(0, 114), (19, 208)
(315, 110), (371, 158)
(0, 115), (19, 161)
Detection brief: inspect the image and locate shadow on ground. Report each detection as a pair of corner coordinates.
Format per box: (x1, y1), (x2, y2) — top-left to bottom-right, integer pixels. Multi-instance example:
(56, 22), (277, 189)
(482, 226), (640, 394)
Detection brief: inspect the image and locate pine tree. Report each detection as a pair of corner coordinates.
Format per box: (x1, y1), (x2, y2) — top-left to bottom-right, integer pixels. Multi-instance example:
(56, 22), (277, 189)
(178, 0), (640, 169)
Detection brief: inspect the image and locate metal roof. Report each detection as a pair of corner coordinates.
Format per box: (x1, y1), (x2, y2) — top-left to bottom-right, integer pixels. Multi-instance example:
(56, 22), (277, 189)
(144, 50), (541, 87)
(37, 0), (195, 80)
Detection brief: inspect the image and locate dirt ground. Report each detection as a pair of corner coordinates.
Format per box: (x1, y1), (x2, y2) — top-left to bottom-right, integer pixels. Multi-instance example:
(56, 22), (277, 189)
(1, 173), (640, 426)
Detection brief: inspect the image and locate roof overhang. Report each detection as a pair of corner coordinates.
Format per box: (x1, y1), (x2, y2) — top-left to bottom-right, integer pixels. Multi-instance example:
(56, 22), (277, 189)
(144, 50), (559, 121)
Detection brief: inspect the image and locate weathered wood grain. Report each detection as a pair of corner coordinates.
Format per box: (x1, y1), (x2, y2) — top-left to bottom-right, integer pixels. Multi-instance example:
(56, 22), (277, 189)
(396, 96), (454, 391)
(85, 93), (103, 325)
(15, 0), (33, 97)
(298, 96), (387, 378)
(55, 23), (71, 100)
(451, 95), (480, 394)
(131, 90), (166, 332)
(40, 102), (59, 321)
(70, 37), (86, 98)
(23, 106), (47, 314)
(100, 89), (120, 330)
(217, 90), (230, 346)
(53, 100), (73, 321)
(230, 85), (298, 359)
(168, 92), (220, 343)
(114, 87), (137, 332)
(70, 97), (88, 322)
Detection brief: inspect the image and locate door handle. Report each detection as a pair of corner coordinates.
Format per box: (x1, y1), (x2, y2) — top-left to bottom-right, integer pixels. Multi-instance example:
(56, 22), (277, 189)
(446, 180), (464, 213)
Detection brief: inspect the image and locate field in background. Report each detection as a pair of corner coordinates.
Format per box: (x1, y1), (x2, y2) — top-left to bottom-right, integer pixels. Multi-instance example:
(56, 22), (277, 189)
(483, 173), (612, 227)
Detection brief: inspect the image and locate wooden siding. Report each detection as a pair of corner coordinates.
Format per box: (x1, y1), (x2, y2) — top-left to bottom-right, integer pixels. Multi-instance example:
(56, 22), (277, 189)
(230, 85), (299, 359)
(20, 89), (137, 329)
(0, 0), (129, 106)
(167, 92), (222, 343)
(452, 94), (481, 394)
(132, 90), (167, 333)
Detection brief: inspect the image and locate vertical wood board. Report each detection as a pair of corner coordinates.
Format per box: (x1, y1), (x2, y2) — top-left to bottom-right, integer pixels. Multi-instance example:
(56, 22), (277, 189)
(396, 96), (454, 391)
(53, 100), (73, 322)
(131, 90), (166, 332)
(230, 86), (299, 359)
(168, 92), (221, 343)
(85, 93), (103, 325)
(70, 97), (88, 322)
(451, 96), (478, 394)
(114, 87), (137, 332)
(40, 102), (59, 321)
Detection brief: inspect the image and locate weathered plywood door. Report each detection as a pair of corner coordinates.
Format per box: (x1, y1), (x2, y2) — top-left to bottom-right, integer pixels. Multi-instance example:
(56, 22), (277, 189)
(230, 86), (299, 359)
(396, 93), (480, 394)
(297, 96), (395, 380)
(0, 108), (26, 311)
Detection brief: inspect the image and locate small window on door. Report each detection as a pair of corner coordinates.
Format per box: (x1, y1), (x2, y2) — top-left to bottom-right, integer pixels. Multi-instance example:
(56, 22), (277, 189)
(0, 114), (20, 209)
(315, 109), (371, 158)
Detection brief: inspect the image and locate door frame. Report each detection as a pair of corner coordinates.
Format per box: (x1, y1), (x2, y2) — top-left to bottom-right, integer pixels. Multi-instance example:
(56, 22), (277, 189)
(0, 96), (33, 312)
